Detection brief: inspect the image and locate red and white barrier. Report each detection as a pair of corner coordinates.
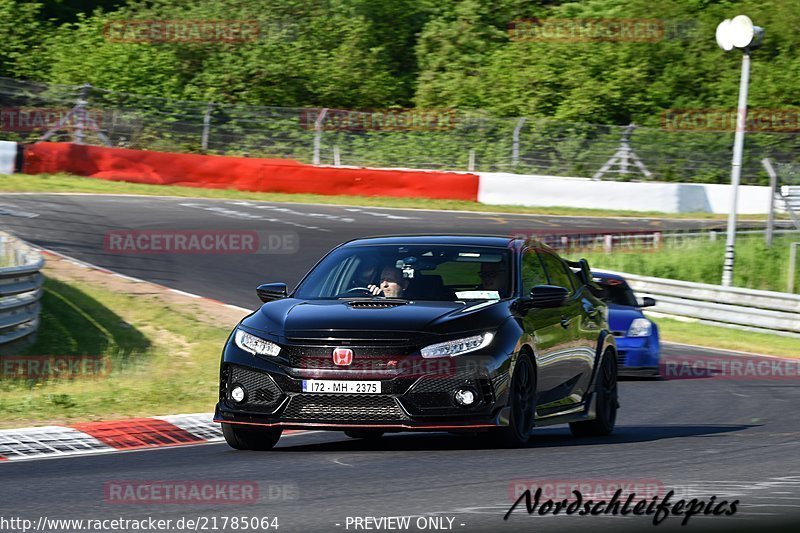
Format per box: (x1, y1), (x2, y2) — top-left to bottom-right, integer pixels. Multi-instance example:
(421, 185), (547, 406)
(23, 142), (480, 202)
(11, 141), (776, 214)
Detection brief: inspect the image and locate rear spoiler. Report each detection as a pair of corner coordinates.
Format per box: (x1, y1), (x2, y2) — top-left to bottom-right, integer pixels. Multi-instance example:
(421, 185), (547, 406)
(566, 258), (603, 296)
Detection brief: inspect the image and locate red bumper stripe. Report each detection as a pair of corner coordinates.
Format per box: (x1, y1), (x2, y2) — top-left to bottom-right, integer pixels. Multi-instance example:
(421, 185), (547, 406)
(71, 418), (205, 450)
(216, 419), (496, 430)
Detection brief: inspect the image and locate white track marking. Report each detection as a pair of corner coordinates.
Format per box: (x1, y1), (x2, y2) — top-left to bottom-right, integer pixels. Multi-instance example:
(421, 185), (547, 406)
(179, 202), (330, 231)
(227, 201), (356, 223)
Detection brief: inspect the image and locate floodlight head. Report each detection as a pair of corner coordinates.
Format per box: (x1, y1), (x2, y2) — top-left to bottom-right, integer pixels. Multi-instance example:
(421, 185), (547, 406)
(716, 20), (735, 51)
(716, 15), (764, 51)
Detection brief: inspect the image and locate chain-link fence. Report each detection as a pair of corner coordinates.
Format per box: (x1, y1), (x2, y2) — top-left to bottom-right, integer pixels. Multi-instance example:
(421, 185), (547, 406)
(1, 77), (798, 185)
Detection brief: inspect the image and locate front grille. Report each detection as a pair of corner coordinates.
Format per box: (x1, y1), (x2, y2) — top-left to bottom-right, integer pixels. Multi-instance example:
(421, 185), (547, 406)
(611, 331), (626, 337)
(228, 365), (285, 413)
(284, 346), (416, 371)
(282, 394), (408, 421)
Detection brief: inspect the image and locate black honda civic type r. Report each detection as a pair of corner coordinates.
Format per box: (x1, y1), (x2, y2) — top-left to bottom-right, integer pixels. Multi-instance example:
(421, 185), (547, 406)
(215, 235), (618, 449)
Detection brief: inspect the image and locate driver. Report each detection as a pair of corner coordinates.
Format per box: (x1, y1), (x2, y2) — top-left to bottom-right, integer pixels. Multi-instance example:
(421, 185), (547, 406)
(368, 265), (409, 298)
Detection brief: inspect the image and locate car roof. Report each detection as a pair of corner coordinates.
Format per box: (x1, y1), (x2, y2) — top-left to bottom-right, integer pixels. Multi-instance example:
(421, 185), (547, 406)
(342, 234), (526, 248)
(592, 271), (628, 283)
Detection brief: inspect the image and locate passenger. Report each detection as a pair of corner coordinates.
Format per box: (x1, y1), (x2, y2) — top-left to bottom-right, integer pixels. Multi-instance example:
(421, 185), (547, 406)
(368, 265), (409, 298)
(478, 261), (509, 296)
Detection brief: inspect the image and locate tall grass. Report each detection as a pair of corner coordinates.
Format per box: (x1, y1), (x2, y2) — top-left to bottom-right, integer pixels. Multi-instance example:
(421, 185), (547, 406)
(581, 235), (800, 293)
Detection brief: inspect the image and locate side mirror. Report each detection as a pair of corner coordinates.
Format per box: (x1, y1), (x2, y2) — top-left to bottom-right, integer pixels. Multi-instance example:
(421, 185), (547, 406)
(516, 285), (570, 313)
(640, 296), (656, 308)
(530, 285), (570, 308)
(256, 283), (288, 303)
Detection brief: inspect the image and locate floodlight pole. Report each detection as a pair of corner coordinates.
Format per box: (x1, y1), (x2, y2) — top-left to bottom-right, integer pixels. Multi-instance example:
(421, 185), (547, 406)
(721, 50), (751, 287)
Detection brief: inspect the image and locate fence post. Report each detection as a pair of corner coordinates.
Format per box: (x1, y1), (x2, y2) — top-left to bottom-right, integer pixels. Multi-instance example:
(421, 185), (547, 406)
(789, 242), (800, 293)
(512, 117), (526, 167)
(603, 234), (613, 253)
(313, 108), (328, 165)
(201, 103), (214, 151)
(762, 158), (778, 247)
(74, 83), (91, 145)
(333, 146), (341, 166)
(468, 150), (476, 172)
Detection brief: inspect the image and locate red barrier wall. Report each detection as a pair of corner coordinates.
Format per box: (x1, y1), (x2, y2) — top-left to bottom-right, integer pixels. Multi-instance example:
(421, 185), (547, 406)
(23, 143), (479, 201)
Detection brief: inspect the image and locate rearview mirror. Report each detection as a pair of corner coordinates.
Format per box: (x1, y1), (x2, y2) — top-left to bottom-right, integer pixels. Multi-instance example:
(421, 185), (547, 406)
(257, 283), (288, 302)
(640, 296), (656, 307)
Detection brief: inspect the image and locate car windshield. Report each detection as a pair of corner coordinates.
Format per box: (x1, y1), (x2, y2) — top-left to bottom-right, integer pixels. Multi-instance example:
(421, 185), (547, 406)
(596, 278), (638, 307)
(294, 244), (513, 301)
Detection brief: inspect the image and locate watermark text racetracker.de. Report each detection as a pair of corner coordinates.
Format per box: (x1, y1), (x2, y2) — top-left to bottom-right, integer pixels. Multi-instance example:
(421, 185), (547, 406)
(103, 480), (298, 504)
(508, 18), (697, 43)
(661, 354), (800, 381)
(103, 230), (298, 255)
(662, 108), (800, 132)
(103, 20), (260, 43)
(299, 108), (456, 132)
(2, 355), (110, 380)
(0, 515), (279, 532)
(506, 479), (739, 525)
(0, 108), (105, 132)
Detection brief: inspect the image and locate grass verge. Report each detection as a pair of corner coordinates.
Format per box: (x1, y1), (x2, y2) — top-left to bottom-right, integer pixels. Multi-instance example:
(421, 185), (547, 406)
(0, 172), (771, 220)
(651, 314), (800, 359)
(583, 234), (800, 293)
(0, 277), (232, 429)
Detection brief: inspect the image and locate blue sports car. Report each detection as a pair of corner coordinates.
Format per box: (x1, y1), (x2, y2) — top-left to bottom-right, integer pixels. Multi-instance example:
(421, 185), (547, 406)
(592, 272), (660, 377)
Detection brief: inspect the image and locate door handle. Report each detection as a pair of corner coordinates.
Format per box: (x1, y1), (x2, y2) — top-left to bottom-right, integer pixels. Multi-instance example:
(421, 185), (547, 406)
(560, 316), (570, 329)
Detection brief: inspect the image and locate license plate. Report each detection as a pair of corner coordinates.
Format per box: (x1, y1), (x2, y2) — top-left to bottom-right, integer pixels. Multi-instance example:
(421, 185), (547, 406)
(301, 380), (381, 394)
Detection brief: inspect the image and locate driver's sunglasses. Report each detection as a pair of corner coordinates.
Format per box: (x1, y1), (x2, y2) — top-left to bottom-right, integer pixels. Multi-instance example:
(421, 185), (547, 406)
(479, 269), (506, 279)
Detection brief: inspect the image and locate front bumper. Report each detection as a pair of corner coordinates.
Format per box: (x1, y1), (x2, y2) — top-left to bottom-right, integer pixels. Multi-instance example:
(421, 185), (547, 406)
(615, 336), (660, 376)
(215, 352), (511, 431)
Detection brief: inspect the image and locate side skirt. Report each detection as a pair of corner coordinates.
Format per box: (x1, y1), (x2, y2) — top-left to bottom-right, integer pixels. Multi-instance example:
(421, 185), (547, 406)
(533, 392), (596, 428)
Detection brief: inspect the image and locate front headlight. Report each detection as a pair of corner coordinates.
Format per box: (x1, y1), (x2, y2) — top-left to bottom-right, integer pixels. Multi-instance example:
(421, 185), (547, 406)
(234, 329), (281, 356)
(627, 318), (652, 337)
(421, 333), (494, 359)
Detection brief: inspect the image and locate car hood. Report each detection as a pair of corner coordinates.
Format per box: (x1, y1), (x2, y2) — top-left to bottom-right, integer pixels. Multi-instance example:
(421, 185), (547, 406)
(607, 303), (645, 332)
(240, 298), (506, 337)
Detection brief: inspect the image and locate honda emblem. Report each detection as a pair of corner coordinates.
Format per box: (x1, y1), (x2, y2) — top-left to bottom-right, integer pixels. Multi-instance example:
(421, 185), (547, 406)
(332, 348), (353, 366)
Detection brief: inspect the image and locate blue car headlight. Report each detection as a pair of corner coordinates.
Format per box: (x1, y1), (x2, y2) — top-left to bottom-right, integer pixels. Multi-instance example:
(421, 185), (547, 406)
(234, 328), (281, 356)
(627, 318), (652, 337)
(421, 333), (494, 359)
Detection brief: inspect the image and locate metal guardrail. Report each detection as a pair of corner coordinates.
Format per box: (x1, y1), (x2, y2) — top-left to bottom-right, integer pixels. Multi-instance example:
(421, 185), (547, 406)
(0, 233), (44, 352)
(601, 269), (800, 338)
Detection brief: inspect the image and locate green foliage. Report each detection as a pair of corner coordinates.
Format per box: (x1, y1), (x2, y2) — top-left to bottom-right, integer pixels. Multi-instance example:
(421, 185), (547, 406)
(1, 0), (798, 182)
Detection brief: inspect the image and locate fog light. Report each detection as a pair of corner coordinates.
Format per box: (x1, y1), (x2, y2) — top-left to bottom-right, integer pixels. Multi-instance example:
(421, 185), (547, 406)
(454, 388), (476, 407)
(230, 385), (246, 403)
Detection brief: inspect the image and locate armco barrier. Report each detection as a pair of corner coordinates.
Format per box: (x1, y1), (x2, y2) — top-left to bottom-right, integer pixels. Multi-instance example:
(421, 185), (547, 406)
(0, 233), (44, 353)
(604, 270), (800, 337)
(22, 142), (480, 201)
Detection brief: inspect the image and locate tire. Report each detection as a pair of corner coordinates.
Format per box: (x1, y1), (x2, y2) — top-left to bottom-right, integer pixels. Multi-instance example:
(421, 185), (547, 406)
(344, 430), (384, 440)
(222, 423), (282, 450)
(570, 350), (618, 437)
(489, 353), (536, 448)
